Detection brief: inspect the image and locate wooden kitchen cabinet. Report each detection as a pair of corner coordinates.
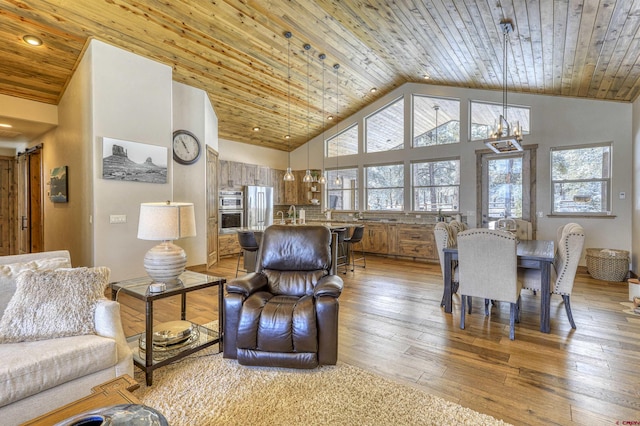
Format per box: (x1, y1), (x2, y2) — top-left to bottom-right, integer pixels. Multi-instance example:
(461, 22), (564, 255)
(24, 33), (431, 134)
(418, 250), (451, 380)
(218, 233), (241, 257)
(271, 169), (286, 204)
(362, 223), (389, 254)
(395, 224), (437, 260)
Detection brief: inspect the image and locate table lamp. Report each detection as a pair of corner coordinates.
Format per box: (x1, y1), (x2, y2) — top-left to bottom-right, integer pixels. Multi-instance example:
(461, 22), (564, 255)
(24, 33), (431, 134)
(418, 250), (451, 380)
(137, 201), (196, 285)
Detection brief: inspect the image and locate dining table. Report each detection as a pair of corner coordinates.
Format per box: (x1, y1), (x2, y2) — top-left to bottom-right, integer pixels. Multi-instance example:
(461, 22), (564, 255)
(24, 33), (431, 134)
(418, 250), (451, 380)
(442, 239), (555, 333)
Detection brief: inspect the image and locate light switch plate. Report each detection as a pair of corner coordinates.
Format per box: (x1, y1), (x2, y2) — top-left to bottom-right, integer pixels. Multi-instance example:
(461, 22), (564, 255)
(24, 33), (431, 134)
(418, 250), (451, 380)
(110, 214), (127, 224)
(620, 192), (626, 199)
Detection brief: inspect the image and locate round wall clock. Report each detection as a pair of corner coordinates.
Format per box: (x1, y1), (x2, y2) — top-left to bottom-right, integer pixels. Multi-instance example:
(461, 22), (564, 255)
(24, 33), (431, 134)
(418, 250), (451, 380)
(172, 130), (201, 165)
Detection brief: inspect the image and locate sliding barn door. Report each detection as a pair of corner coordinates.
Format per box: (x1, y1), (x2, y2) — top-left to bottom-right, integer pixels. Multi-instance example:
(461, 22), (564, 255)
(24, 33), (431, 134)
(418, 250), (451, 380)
(17, 146), (44, 254)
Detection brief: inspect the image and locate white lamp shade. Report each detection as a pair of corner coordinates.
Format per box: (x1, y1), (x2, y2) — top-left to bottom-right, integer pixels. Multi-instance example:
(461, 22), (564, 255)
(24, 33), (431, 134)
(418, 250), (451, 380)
(137, 202), (196, 241)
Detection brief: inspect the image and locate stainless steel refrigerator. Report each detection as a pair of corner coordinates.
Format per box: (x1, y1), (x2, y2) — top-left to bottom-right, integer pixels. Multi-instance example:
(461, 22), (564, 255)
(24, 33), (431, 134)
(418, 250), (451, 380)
(245, 185), (273, 229)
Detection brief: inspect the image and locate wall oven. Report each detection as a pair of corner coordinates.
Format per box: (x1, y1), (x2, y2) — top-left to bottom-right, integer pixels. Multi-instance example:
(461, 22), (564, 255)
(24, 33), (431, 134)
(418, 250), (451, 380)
(219, 190), (243, 211)
(219, 190), (244, 232)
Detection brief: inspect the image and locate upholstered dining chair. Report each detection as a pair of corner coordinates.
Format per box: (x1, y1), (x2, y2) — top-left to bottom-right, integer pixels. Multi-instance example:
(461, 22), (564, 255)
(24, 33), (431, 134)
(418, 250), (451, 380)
(457, 228), (523, 340)
(434, 222), (458, 307)
(513, 219), (533, 240)
(448, 219), (467, 238)
(224, 225), (344, 368)
(522, 222), (585, 329)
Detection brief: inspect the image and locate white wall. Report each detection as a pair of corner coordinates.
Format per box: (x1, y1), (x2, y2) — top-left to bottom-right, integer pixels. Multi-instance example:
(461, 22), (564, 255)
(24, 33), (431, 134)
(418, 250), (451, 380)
(297, 82), (633, 266)
(90, 40), (174, 281)
(42, 44), (94, 266)
(219, 138), (287, 169)
(172, 82), (216, 266)
(632, 96), (640, 274)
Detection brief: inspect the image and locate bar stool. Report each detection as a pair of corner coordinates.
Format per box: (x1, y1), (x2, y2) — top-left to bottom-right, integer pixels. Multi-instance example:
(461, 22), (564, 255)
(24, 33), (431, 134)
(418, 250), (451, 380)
(344, 225), (366, 271)
(332, 227), (348, 274)
(236, 231), (259, 277)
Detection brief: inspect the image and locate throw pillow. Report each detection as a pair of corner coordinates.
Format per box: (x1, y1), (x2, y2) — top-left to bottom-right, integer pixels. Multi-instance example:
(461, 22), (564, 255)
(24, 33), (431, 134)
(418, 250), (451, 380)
(0, 266), (110, 343)
(0, 257), (72, 318)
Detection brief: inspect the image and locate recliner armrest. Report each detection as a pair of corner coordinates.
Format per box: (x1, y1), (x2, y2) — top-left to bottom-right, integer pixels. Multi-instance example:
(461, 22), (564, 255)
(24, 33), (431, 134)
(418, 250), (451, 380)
(226, 272), (268, 297)
(314, 275), (344, 298)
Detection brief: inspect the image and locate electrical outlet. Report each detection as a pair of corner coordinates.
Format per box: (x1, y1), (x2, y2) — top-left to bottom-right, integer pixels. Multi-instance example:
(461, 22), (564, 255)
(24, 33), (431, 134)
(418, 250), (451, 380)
(620, 192), (626, 199)
(110, 214), (127, 224)
(537, 211), (544, 218)
(416, 214), (421, 218)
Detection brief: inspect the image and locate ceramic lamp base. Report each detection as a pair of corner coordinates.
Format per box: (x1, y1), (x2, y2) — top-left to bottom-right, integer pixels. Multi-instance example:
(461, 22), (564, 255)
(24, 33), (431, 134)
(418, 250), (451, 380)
(143, 241), (187, 284)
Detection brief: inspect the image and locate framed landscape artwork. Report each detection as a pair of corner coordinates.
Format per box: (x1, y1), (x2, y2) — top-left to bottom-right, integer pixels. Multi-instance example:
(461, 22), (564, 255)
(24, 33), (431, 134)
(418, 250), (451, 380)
(102, 137), (168, 184)
(50, 166), (68, 203)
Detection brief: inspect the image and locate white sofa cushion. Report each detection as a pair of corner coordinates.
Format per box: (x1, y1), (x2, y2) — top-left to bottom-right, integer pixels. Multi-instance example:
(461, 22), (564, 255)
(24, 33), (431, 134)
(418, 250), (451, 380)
(0, 257), (71, 318)
(0, 267), (110, 343)
(0, 335), (117, 407)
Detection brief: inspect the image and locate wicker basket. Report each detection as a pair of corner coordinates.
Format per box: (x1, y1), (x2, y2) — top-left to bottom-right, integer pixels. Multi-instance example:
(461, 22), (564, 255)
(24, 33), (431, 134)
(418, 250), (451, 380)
(586, 248), (629, 281)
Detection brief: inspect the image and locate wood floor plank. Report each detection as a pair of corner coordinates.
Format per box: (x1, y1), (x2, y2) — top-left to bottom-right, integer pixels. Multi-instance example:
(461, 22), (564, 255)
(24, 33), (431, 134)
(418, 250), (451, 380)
(112, 255), (640, 425)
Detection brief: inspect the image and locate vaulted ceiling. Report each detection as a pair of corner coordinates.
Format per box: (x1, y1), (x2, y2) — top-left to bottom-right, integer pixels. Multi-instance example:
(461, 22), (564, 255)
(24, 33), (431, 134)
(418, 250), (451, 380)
(2, 0), (640, 151)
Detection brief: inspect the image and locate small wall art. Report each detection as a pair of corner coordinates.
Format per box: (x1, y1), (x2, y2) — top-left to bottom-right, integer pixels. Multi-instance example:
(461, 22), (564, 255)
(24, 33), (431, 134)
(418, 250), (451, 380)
(50, 166), (68, 203)
(102, 137), (168, 184)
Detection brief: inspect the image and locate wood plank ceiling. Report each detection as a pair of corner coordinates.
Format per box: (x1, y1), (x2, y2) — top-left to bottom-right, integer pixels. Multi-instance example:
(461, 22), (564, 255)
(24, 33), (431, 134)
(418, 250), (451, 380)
(2, 0), (640, 152)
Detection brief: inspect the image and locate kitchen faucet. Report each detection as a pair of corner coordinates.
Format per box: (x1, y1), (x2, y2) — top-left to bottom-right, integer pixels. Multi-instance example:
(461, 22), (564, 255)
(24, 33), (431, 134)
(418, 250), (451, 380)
(277, 210), (285, 224)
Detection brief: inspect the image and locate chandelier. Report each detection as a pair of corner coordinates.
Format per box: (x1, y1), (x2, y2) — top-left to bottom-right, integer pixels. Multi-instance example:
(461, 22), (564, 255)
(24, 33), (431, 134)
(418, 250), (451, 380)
(482, 20), (524, 154)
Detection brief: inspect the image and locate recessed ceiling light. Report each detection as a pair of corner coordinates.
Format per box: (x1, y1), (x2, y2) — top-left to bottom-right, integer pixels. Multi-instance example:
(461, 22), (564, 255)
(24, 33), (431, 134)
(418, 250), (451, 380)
(252, 127), (260, 132)
(370, 88), (377, 93)
(0, 123), (12, 128)
(284, 135), (290, 139)
(327, 115), (334, 121)
(423, 74), (431, 80)
(22, 35), (43, 46)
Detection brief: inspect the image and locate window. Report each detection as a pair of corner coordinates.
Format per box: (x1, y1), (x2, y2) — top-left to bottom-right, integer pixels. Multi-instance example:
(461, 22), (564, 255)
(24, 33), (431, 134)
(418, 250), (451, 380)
(327, 167), (358, 210)
(412, 159), (460, 212)
(365, 97), (404, 153)
(326, 124), (358, 157)
(365, 163), (404, 210)
(412, 96), (460, 146)
(551, 143), (611, 214)
(470, 101), (530, 141)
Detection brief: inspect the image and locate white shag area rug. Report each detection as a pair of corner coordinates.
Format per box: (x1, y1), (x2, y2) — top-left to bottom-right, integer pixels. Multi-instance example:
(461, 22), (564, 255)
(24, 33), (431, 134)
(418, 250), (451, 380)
(134, 348), (508, 426)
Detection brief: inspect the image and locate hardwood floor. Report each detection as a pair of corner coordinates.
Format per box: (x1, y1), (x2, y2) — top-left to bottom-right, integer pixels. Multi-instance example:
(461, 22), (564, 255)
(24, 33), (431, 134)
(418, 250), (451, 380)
(114, 255), (640, 425)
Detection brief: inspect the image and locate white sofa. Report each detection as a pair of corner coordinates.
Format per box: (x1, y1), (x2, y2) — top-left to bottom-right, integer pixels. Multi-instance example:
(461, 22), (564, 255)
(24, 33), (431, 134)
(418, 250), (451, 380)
(0, 250), (133, 425)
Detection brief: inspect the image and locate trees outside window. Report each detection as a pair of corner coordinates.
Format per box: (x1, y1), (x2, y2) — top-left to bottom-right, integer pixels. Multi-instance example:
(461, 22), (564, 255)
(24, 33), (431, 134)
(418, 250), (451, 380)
(412, 159), (460, 212)
(365, 163), (404, 210)
(551, 143), (611, 214)
(326, 167), (358, 210)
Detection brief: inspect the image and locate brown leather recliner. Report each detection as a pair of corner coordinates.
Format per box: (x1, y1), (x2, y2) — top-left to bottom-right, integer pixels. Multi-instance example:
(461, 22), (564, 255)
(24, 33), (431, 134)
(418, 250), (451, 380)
(223, 225), (344, 368)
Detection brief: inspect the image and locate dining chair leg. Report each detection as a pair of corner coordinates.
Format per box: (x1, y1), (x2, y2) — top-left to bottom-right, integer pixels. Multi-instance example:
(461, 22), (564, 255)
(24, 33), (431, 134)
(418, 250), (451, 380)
(516, 296), (521, 323)
(484, 298), (490, 316)
(467, 296), (472, 314)
(562, 294), (576, 329)
(460, 295), (466, 329)
(509, 302), (517, 340)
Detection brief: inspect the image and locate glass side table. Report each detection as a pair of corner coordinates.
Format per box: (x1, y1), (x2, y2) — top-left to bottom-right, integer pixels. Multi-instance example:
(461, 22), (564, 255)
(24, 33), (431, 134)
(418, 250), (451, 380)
(110, 271), (225, 385)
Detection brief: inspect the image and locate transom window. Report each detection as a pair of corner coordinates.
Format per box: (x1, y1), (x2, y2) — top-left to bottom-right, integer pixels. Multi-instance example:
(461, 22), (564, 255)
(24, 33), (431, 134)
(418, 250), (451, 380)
(551, 143), (611, 214)
(412, 159), (460, 212)
(365, 97), (404, 153)
(326, 124), (358, 157)
(412, 95), (460, 147)
(326, 167), (358, 210)
(470, 101), (530, 141)
(365, 163), (404, 211)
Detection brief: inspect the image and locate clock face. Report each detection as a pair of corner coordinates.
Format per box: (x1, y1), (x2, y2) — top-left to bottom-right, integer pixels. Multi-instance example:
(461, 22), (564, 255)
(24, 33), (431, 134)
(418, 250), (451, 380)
(172, 130), (201, 165)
